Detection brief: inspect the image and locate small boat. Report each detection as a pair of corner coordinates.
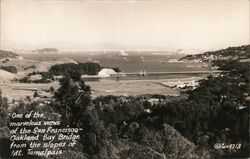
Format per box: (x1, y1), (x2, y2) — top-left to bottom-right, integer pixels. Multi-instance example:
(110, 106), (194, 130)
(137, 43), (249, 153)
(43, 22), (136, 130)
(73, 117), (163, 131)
(139, 70), (147, 76)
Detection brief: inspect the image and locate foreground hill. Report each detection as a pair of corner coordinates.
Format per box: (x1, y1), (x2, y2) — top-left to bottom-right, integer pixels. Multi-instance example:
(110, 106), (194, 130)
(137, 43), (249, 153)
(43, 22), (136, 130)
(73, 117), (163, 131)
(179, 45), (250, 62)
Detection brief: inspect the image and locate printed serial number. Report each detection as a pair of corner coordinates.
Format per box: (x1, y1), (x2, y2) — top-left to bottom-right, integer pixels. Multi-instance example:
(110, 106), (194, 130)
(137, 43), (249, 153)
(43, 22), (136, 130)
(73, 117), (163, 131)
(214, 143), (241, 150)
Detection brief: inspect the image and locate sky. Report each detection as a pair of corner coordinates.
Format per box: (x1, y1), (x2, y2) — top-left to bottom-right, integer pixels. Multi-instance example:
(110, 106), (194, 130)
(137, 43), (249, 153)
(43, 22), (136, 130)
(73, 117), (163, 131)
(0, 0), (249, 51)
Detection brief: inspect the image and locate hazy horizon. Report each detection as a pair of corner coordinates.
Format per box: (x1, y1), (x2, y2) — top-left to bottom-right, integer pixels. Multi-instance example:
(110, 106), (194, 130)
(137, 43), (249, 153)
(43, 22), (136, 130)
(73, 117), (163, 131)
(0, 0), (249, 52)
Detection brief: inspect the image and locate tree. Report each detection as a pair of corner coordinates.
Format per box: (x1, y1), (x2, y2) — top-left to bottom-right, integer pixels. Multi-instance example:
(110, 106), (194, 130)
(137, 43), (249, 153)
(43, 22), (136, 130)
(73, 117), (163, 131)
(33, 91), (39, 98)
(0, 66), (17, 73)
(0, 89), (10, 158)
(112, 67), (121, 73)
(50, 86), (55, 93)
(0, 89), (8, 128)
(54, 74), (80, 125)
(54, 74), (99, 154)
(68, 70), (81, 82)
(119, 124), (198, 159)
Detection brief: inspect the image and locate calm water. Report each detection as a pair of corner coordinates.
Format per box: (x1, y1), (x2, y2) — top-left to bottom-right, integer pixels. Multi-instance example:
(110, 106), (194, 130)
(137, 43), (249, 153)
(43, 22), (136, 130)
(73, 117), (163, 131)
(21, 52), (208, 73)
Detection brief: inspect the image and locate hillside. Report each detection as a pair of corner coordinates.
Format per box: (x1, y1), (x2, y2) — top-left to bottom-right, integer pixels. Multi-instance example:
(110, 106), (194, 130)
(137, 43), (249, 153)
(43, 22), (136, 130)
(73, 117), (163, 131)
(0, 69), (15, 83)
(0, 50), (23, 60)
(179, 45), (250, 62)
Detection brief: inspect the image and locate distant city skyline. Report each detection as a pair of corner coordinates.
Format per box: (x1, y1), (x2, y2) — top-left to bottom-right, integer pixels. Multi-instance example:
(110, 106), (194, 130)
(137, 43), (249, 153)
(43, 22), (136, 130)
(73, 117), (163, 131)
(0, 0), (249, 52)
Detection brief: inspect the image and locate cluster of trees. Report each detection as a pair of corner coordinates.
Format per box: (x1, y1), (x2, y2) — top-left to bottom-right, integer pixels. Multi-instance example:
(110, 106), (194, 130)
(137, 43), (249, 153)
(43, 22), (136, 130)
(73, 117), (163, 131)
(149, 60), (249, 157)
(19, 61), (102, 83)
(19, 71), (55, 83)
(0, 66), (17, 73)
(20, 62), (103, 83)
(0, 90), (10, 158)
(18, 61), (123, 84)
(49, 62), (101, 76)
(112, 67), (121, 73)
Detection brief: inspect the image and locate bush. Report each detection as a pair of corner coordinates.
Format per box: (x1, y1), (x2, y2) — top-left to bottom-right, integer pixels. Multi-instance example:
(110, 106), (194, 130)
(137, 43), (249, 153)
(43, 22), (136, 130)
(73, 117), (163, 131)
(0, 66), (17, 73)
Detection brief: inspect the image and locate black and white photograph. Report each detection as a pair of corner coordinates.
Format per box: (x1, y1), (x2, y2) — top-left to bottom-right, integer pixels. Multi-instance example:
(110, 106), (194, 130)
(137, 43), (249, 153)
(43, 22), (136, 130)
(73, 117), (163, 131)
(0, 0), (249, 158)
